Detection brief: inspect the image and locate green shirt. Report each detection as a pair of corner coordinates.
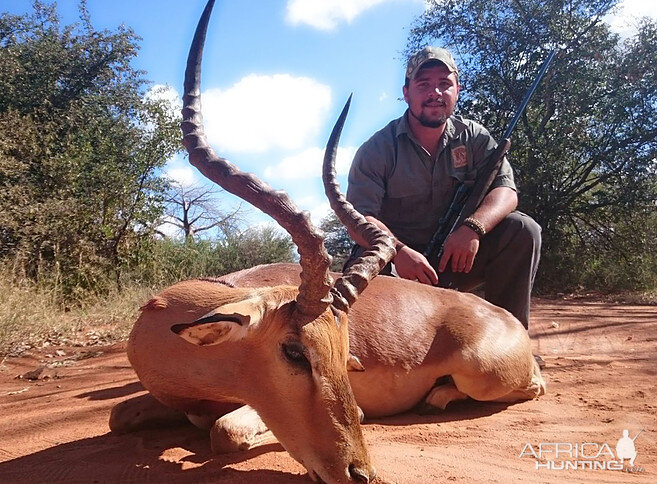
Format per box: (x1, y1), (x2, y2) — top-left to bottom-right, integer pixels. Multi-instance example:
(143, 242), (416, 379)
(346, 111), (516, 250)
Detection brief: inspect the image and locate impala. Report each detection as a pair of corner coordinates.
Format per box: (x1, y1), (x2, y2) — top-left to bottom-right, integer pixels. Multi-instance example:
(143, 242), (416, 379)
(111, 2), (545, 483)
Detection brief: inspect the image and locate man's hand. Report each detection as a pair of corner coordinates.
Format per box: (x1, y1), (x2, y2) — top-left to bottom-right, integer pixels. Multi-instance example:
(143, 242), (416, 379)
(394, 245), (439, 285)
(438, 225), (480, 274)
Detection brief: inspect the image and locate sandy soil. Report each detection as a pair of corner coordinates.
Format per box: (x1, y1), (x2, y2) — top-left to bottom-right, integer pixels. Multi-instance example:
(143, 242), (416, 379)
(0, 297), (655, 483)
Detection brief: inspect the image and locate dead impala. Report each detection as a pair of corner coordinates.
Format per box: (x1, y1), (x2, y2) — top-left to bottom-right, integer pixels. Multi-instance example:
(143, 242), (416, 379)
(110, 1), (545, 483)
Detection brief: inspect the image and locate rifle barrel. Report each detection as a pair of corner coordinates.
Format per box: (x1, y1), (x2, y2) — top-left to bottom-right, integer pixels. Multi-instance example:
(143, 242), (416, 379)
(422, 48), (557, 267)
(503, 49), (556, 139)
(632, 427), (645, 441)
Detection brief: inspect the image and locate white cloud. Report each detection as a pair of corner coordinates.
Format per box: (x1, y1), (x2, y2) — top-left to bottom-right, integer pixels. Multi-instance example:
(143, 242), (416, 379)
(201, 74), (332, 153)
(140, 84), (181, 134)
(288, 195), (333, 225)
(263, 145), (357, 180)
(606, 0), (657, 37)
(146, 84), (182, 116)
(423, 0), (447, 12)
(308, 201), (333, 225)
(156, 215), (183, 239)
(286, 0), (394, 30)
(165, 166), (197, 187)
(163, 153), (198, 187)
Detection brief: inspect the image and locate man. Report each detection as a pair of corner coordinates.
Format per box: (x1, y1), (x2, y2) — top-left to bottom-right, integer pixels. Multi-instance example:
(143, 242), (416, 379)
(344, 46), (541, 333)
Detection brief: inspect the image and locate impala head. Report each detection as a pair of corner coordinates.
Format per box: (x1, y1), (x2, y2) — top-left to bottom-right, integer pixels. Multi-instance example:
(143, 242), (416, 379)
(164, 285), (365, 482)
(177, 1), (395, 482)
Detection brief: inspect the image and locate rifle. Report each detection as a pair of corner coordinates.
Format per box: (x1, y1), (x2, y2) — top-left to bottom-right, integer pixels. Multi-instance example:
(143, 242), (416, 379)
(423, 49), (556, 267)
(632, 427), (645, 442)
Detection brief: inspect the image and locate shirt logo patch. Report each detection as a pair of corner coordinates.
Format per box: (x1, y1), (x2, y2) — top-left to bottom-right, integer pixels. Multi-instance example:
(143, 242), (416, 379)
(451, 145), (467, 169)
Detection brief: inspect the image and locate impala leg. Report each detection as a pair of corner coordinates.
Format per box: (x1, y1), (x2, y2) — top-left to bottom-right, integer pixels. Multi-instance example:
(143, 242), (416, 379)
(531, 358), (547, 397)
(210, 405), (274, 453)
(357, 405), (365, 423)
(490, 359), (546, 402)
(109, 393), (188, 433)
(446, 354), (547, 404)
(424, 381), (469, 410)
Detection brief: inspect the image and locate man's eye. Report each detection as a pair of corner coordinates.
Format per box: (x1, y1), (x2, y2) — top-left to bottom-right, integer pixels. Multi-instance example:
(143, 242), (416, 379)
(282, 342), (311, 372)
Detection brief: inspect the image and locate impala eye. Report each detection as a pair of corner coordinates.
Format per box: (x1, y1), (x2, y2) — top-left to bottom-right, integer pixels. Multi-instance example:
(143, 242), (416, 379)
(281, 342), (311, 373)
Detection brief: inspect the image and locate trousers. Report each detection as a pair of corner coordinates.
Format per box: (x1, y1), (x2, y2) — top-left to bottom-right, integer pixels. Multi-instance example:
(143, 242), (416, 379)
(343, 211), (541, 329)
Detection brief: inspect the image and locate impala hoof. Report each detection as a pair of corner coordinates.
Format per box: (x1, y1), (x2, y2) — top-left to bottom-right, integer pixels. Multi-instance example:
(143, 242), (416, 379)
(533, 354), (546, 369)
(349, 463), (375, 483)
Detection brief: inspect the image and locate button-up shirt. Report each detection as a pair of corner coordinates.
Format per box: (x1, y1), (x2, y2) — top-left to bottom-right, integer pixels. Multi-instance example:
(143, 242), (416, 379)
(346, 111), (516, 250)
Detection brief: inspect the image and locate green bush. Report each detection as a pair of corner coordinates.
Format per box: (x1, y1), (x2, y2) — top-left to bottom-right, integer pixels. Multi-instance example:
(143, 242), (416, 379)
(126, 226), (295, 289)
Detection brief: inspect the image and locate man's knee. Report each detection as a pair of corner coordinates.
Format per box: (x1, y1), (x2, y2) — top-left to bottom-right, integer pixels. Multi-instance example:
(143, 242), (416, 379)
(498, 211), (541, 252)
(518, 213), (541, 251)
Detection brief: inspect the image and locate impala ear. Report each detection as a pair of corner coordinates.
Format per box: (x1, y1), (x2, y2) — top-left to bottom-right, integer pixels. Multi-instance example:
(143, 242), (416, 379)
(171, 298), (264, 346)
(347, 353), (365, 372)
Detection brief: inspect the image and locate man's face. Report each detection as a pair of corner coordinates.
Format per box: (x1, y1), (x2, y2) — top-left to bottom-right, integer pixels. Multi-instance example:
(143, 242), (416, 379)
(403, 63), (460, 128)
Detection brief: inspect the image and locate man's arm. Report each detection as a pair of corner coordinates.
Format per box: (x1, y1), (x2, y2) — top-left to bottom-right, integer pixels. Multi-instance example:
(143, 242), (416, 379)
(346, 215), (439, 285)
(438, 186), (517, 274)
(347, 187), (516, 284)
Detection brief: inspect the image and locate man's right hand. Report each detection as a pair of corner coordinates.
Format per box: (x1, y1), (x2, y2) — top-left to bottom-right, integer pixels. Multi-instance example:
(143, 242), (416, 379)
(393, 245), (439, 285)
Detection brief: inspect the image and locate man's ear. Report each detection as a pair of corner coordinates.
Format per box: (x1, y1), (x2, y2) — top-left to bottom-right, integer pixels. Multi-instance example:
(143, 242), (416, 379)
(402, 85), (409, 103)
(171, 297), (264, 346)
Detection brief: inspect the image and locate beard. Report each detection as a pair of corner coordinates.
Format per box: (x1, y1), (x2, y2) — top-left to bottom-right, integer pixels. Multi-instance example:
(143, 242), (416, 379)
(409, 102), (451, 128)
(417, 113), (448, 128)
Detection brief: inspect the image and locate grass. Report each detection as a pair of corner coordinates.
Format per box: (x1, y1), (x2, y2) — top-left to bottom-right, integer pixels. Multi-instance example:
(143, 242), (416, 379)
(544, 288), (657, 305)
(0, 273), (154, 356)
(601, 289), (657, 305)
(1, 270), (655, 357)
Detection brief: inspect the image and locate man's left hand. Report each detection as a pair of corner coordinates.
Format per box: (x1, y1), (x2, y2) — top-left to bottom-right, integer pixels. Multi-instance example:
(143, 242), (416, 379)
(438, 225), (480, 273)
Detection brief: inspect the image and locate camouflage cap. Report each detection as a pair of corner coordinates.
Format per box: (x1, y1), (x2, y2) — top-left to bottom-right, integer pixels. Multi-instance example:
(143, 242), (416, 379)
(406, 47), (458, 80)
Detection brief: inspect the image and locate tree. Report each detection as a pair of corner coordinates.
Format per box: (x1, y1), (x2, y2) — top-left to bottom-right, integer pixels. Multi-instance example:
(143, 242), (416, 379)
(0, 1), (181, 297)
(218, 226), (296, 275)
(160, 183), (244, 242)
(319, 212), (354, 272)
(408, 0), (657, 290)
(136, 227), (296, 287)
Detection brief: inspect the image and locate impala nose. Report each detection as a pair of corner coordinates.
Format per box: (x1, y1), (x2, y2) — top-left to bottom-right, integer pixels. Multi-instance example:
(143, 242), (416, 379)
(349, 463), (373, 483)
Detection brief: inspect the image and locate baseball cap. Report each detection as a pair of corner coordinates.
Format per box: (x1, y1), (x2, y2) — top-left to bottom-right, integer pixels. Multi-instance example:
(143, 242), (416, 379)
(406, 47), (459, 80)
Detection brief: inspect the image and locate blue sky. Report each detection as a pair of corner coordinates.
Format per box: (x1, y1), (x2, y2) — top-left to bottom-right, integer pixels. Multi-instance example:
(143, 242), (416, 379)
(4, 0), (656, 234)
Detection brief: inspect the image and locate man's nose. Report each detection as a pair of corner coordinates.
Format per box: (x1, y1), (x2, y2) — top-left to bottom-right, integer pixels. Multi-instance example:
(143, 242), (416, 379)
(428, 86), (442, 97)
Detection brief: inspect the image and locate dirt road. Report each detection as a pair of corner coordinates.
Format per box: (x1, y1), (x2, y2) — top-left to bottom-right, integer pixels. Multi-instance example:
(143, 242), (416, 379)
(0, 298), (655, 483)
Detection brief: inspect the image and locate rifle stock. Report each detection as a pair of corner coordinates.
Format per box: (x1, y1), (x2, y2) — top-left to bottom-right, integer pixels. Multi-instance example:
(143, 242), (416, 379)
(423, 139), (511, 266)
(421, 49), (556, 269)
(461, 138), (511, 217)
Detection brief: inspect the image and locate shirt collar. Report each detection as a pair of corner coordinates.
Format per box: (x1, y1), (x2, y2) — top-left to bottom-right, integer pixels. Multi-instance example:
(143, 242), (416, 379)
(396, 110), (412, 137)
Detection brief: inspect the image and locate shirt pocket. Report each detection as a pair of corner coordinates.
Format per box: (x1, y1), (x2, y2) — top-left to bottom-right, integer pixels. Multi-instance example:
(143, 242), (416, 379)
(447, 165), (476, 189)
(380, 191), (432, 227)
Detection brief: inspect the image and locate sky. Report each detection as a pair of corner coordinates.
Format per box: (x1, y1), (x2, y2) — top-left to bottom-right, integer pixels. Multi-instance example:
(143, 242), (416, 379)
(4, 0), (657, 234)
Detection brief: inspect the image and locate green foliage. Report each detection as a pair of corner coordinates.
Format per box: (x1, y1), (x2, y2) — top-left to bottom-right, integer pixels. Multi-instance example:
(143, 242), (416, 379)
(0, 1), (180, 298)
(319, 212), (354, 272)
(133, 227), (295, 288)
(0, 225), (295, 354)
(410, 0), (657, 291)
(219, 226), (296, 274)
(0, 2), (301, 312)
(540, 208), (657, 291)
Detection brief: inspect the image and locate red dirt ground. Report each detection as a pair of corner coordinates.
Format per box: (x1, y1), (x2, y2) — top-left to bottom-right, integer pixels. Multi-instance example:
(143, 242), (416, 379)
(0, 297), (655, 483)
